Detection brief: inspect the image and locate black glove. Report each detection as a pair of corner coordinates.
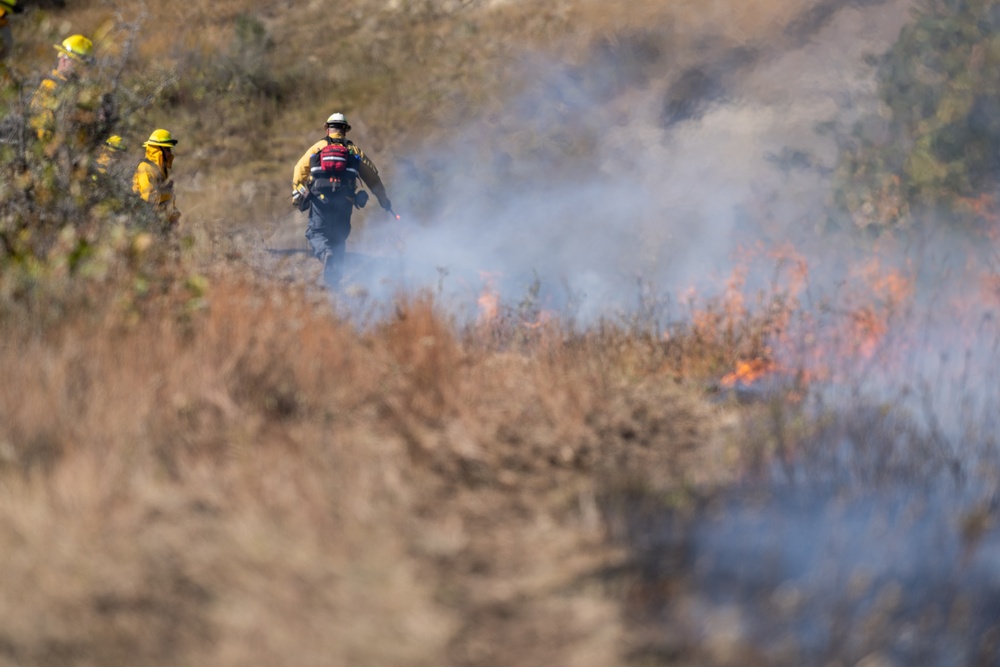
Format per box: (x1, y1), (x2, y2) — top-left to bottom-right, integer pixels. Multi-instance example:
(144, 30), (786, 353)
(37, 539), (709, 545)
(379, 197), (392, 212)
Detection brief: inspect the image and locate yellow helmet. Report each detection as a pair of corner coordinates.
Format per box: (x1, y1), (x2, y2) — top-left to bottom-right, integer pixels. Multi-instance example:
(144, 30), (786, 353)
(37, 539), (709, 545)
(0, 0), (24, 14)
(143, 129), (178, 148)
(105, 135), (127, 152)
(54, 34), (94, 63)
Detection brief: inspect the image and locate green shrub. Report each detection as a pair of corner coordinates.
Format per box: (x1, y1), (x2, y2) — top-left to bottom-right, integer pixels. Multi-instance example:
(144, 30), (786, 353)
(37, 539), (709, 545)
(0, 92), (189, 323)
(835, 0), (1000, 230)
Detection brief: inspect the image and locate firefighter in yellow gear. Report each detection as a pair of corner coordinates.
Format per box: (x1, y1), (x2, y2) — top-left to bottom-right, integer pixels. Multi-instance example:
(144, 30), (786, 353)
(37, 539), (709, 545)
(28, 35), (115, 151)
(86, 134), (132, 218)
(94, 134), (126, 176)
(133, 129), (181, 227)
(291, 112), (393, 287)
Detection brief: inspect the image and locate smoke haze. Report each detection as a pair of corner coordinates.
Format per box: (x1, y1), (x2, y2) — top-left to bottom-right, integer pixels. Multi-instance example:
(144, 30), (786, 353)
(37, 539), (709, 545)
(351, 0), (1000, 444)
(352, 0), (916, 320)
(360, 8), (1000, 654)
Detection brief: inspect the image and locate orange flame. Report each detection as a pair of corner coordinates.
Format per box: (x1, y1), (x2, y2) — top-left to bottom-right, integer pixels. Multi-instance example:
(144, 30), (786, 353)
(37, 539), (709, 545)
(678, 243), (923, 389)
(958, 192), (1000, 224)
(849, 306), (888, 359)
(720, 358), (780, 388)
(840, 258), (914, 361)
(477, 272), (500, 323)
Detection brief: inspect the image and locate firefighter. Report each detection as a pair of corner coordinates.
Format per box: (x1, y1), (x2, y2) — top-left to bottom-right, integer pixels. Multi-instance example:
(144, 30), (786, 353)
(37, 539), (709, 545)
(28, 34), (115, 150)
(291, 112), (393, 288)
(94, 134), (126, 175)
(133, 129), (181, 228)
(88, 134), (131, 218)
(0, 0), (23, 71)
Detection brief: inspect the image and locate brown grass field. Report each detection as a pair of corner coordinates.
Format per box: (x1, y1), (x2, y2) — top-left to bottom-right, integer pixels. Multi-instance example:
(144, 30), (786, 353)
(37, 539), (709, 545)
(0, 272), (746, 665)
(10, 1), (999, 666)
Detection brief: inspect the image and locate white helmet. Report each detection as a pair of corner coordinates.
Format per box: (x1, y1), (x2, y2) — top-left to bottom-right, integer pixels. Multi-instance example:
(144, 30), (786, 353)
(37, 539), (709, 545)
(325, 112), (351, 131)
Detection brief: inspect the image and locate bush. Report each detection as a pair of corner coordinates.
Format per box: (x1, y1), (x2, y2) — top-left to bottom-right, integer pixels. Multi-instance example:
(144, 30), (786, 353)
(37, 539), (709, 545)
(835, 0), (1000, 230)
(0, 76), (191, 323)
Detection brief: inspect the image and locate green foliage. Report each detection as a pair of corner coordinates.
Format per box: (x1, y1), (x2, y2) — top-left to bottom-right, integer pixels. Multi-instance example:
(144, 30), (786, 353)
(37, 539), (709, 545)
(0, 88), (190, 321)
(835, 0), (1000, 230)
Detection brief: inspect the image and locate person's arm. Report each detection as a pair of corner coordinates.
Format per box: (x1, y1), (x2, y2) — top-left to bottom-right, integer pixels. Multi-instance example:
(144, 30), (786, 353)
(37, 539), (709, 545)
(292, 140), (326, 189)
(354, 147), (391, 210)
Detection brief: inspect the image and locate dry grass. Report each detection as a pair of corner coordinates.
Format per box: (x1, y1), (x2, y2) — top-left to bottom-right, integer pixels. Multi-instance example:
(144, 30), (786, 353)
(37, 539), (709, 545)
(0, 266), (742, 666)
(3, 0), (971, 665)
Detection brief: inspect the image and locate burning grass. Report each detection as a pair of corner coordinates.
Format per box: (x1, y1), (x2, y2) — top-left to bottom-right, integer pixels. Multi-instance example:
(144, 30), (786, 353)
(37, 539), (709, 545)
(4, 234), (1000, 665)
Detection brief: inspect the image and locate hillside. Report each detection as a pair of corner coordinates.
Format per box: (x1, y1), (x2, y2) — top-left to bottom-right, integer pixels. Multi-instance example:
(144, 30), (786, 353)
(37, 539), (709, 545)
(5, 1), (1000, 666)
(8, 0), (915, 284)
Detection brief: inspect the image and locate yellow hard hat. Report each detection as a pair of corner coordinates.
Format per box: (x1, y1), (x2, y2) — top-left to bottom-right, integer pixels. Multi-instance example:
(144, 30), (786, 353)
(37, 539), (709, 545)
(143, 129), (178, 148)
(54, 34), (94, 63)
(0, 0), (24, 14)
(105, 135), (126, 152)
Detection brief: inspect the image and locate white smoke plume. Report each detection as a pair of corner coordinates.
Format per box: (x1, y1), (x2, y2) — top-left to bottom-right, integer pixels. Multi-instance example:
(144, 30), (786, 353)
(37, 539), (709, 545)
(341, 0), (1000, 447)
(351, 0), (917, 323)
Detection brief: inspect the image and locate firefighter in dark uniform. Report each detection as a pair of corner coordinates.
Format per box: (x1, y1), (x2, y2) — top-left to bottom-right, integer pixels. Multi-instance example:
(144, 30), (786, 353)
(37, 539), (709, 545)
(0, 0), (23, 75)
(291, 112), (392, 288)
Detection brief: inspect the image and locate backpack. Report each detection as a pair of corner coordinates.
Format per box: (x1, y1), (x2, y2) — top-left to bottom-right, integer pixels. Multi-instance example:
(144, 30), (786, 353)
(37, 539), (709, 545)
(309, 137), (360, 192)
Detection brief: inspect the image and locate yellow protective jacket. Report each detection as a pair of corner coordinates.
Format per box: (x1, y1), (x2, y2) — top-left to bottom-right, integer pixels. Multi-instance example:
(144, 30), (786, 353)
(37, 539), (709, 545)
(93, 143), (116, 175)
(27, 70), (65, 141)
(292, 131), (389, 206)
(28, 69), (106, 147)
(133, 144), (180, 224)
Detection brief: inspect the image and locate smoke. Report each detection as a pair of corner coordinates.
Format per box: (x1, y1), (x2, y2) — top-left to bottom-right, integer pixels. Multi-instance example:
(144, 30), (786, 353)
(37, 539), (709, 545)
(618, 477), (1000, 666)
(333, 0), (1000, 451)
(339, 1), (1000, 657)
(342, 0), (1000, 442)
(350, 0), (916, 321)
